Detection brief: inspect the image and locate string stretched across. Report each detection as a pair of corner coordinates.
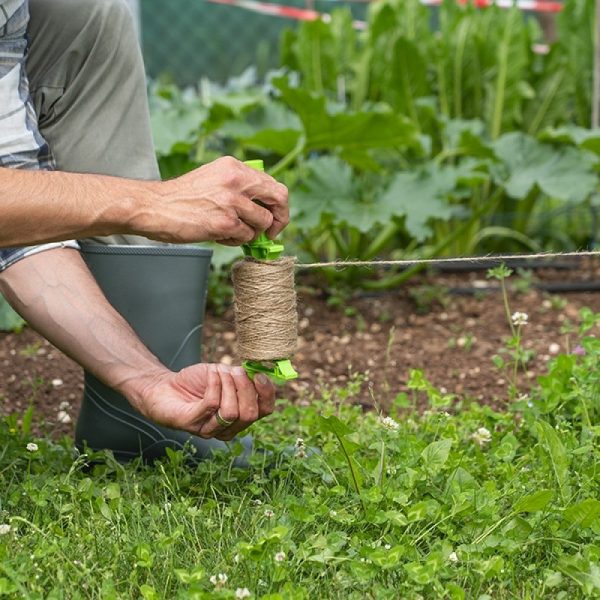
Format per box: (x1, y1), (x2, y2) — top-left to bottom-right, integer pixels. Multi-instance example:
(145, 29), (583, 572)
(296, 250), (600, 270)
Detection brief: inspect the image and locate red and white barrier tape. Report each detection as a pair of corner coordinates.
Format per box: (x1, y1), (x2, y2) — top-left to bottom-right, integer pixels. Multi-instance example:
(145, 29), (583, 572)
(207, 0), (563, 26)
(207, 0), (555, 53)
(208, 0), (367, 27)
(424, 0), (562, 11)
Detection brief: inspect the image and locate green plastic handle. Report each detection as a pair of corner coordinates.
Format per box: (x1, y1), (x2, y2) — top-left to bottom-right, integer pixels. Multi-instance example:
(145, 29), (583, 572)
(242, 160), (285, 260)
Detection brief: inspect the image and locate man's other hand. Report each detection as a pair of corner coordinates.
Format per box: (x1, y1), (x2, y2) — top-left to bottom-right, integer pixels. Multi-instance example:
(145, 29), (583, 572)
(130, 363), (276, 441)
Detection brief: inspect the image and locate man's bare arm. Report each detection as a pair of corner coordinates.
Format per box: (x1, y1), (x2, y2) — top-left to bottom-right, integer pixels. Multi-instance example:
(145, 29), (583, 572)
(0, 248), (276, 439)
(0, 156), (289, 247)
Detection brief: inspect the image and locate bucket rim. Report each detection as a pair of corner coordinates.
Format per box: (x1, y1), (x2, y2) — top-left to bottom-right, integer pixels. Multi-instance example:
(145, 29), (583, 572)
(80, 243), (213, 258)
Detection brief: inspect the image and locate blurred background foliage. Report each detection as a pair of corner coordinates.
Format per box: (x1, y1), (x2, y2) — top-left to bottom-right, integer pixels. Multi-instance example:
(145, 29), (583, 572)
(148, 0), (599, 288)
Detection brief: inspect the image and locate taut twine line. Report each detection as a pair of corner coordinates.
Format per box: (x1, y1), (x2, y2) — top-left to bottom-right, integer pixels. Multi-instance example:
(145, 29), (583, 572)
(296, 250), (600, 270)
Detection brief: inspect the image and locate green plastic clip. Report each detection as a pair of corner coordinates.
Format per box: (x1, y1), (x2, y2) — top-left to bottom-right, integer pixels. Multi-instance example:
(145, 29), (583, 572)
(243, 359), (298, 386)
(242, 232), (284, 261)
(240, 159), (298, 385)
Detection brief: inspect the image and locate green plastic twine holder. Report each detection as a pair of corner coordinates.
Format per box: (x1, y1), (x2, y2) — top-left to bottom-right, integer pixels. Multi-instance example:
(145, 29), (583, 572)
(241, 160), (298, 385)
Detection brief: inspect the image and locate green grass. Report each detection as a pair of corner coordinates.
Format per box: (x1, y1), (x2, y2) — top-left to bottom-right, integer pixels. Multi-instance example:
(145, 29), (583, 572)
(0, 321), (599, 599)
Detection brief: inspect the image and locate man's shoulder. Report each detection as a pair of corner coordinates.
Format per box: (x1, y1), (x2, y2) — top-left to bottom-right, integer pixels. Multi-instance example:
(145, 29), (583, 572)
(0, 0), (27, 32)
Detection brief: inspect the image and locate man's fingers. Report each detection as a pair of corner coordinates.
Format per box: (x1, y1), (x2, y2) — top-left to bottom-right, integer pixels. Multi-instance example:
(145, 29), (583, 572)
(219, 366), (259, 439)
(232, 366), (261, 424)
(244, 175), (289, 238)
(200, 366), (239, 438)
(233, 197), (274, 233)
(254, 373), (276, 417)
(194, 365), (221, 436)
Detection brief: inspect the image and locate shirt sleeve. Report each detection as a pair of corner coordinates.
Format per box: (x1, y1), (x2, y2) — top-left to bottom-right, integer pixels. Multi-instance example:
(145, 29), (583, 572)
(0, 241), (81, 272)
(0, 0), (78, 273)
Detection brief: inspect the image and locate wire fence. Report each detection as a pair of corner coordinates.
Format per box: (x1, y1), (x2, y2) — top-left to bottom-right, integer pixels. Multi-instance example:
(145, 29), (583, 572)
(138, 0), (563, 85)
(139, 0), (364, 85)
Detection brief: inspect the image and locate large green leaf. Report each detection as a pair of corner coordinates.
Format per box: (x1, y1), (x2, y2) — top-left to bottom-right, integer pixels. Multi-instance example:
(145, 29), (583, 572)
(539, 125), (600, 156)
(493, 132), (597, 202)
(150, 104), (206, 156)
(221, 101), (302, 155)
(421, 439), (453, 474)
(273, 77), (419, 153)
(292, 156), (393, 233)
(378, 167), (458, 240)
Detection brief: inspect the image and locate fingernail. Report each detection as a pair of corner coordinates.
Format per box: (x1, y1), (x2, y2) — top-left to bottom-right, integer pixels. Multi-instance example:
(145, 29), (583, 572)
(233, 366), (246, 377)
(255, 373), (270, 385)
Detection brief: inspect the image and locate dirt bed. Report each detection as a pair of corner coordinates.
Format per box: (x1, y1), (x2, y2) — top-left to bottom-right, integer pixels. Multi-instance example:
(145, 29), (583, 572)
(2, 260), (599, 438)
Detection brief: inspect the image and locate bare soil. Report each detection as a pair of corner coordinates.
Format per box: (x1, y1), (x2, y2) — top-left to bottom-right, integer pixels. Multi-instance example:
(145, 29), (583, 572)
(2, 260), (599, 439)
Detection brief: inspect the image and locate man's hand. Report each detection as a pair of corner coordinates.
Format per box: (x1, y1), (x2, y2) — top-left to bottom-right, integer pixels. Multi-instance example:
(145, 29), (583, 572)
(1, 156), (288, 248)
(140, 156), (289, 245)
(129, 364), (276, 441)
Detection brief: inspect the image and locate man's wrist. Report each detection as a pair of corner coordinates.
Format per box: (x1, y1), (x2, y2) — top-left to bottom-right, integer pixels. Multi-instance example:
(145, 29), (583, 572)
(98, 178), (161, 239)
(114, 364), (171, 418)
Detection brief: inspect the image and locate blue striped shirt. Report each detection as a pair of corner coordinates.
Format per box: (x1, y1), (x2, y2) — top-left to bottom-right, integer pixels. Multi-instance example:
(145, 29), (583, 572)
(0, 0), (78, 272)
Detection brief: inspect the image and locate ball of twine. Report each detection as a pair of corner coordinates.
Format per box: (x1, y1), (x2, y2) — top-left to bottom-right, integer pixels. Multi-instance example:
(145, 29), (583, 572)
(231, 257), (298, 361)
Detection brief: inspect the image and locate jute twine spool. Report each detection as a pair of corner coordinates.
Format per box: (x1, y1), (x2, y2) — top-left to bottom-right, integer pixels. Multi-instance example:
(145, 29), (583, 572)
(231, 257), (298, 361)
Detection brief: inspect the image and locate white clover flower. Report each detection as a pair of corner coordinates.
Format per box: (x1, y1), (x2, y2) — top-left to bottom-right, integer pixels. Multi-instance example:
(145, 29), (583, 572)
(379, 415), (400, 431)
(264, 509), (275, 518)
(548, 342), (560, 354)
(0, 524), (11, 535)
(511, 312), (529, 327)
(384, 544), (391, 550)
(472, 427), (492, 446)
(209, 573), (228, 588)
(51, 378), (64, 388)
(251, 499), (263, 506)
(448, 551), (459, 563)
(235, 588), (251, 599)
(294, 437), (305, 449)
(295, 447), (307, 459)
(57, 410), (71, 424)
(26, 442), (38, 452)
(274, 551), (286, 563)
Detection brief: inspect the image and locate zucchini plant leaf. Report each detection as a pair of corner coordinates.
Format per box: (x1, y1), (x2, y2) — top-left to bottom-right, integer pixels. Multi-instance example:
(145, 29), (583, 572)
(273, 76), (419, 152)
(539, 125), (600, 156)
(292, 156), (401, 233)
(378, 166), (458, 240)
(493, 132), (597, 202)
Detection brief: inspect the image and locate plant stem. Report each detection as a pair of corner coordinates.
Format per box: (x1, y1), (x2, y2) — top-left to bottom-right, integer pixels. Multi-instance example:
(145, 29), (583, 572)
(269, 137), (306, 178)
